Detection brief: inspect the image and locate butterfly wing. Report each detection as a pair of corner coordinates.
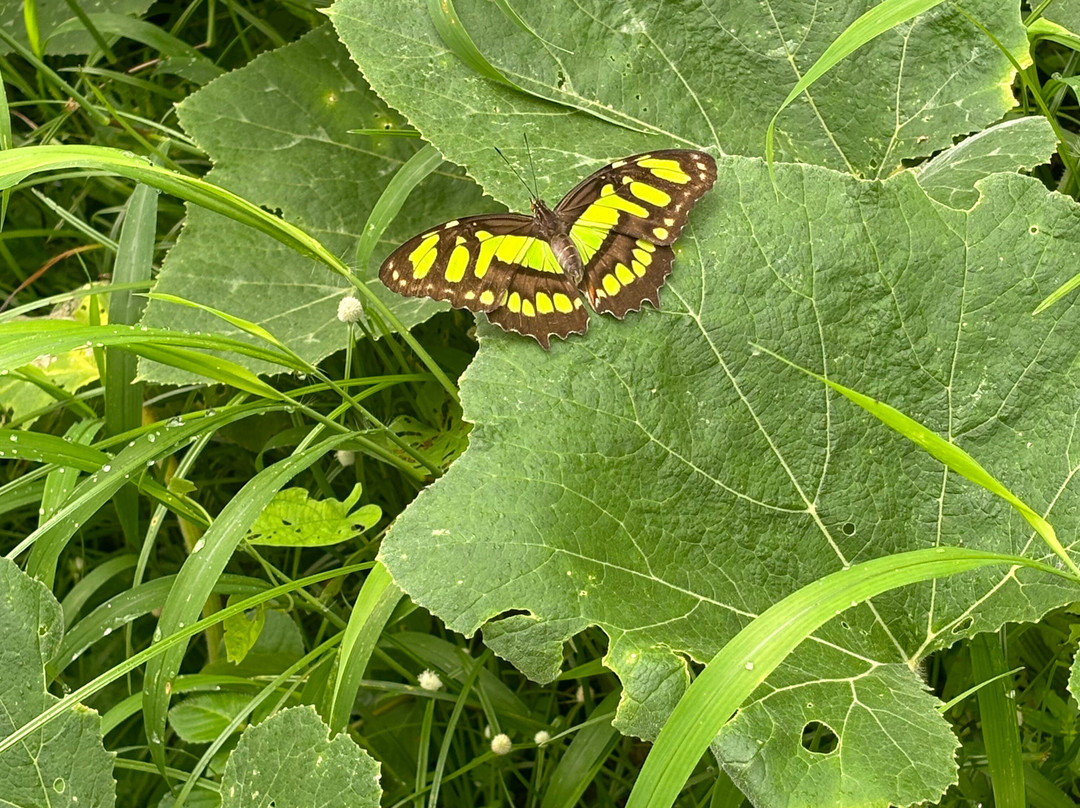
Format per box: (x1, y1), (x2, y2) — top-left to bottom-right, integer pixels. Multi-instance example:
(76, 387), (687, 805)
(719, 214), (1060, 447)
(556, 149), (716, 317)
(378, 214), (587, 348)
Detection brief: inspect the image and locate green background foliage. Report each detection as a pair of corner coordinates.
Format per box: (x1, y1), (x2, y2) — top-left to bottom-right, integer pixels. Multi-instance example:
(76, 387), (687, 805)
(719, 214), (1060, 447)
(3, 0), (1080, 806)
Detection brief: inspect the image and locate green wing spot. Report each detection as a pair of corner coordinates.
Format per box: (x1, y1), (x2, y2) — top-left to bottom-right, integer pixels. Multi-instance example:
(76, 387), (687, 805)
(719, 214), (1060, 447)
(445, 245), (470, 282)
(409, 234), (440, 279)
(630, 181), (671, 207)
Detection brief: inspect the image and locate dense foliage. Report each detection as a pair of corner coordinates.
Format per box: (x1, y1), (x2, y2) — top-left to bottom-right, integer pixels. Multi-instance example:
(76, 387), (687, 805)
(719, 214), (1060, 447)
(3, 2), (1080, 806)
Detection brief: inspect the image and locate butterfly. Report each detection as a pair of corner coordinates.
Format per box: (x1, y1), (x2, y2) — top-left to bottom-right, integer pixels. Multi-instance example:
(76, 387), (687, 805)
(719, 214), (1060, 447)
(379, 149), (716, 348)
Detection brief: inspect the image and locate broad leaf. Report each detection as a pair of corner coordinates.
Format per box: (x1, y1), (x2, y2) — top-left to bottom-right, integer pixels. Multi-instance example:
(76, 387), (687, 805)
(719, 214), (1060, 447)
(917, 117), (1059, 208)
(332, 0), (1024, 190)
(376, 154), (1080, 807)
(220, 706), (381, 808)
(0, 558), (116, 806)
(139, 25), (493, 382)
(246, 484), (381, 547)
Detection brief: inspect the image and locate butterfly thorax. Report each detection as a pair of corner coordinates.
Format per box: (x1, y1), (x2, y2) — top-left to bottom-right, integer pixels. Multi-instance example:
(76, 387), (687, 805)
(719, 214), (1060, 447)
(531, 198), (584, 285)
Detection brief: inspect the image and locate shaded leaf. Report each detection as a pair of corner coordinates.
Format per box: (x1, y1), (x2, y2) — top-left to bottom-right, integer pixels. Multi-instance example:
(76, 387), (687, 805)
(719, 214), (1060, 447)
(222, 595), (266, 664)
(917, 117), (1059, 208)
(0, 558), (116, 806)
(140, 26), (493, 382)
(332, 0), (1024, 192)
(220, 706), (381, 808)
(170, 692), (254, 744)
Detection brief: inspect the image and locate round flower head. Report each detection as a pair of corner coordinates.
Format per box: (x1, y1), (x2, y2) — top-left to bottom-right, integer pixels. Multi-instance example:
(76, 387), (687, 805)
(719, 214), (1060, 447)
(490, 733), (512, 755)
(418, 669), (443, 691)
(533, 730), (551, 746)
(337, 295), (364, 323)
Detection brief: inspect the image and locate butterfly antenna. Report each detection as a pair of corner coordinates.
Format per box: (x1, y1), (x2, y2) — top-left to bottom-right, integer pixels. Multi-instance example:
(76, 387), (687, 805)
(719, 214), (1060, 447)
(524, 132), (540, 200)
(494, 146), (537, 201)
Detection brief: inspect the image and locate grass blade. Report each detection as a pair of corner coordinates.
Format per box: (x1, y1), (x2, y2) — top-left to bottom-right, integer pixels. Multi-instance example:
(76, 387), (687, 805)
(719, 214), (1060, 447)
(765, 0), (946, 168)
(626, 548), (1063, 808)
(754, 344), (1080, 579)
(970, 631), (1025, 807)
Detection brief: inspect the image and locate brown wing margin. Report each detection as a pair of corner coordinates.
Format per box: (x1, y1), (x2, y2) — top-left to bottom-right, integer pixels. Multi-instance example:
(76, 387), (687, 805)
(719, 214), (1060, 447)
(486, 270), (589, 349)
(580, 232), (675, 318)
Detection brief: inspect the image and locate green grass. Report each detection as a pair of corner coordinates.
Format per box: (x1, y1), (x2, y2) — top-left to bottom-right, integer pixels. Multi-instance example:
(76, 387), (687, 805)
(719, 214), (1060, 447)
(3, 1), (1080, 807)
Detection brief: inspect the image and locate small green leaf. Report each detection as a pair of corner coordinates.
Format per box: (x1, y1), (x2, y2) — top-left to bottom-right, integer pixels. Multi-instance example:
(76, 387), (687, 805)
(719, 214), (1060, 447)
(169, 691), (253, 744)
(222, 595), (266, 664)
(247, 484), (381, 547)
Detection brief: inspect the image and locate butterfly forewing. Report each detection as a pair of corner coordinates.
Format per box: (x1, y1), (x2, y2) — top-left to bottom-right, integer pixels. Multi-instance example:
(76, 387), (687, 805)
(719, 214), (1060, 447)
(379, 214), (534, 311)
(378, 149), (716, 347)
(560, 150), (715, 319)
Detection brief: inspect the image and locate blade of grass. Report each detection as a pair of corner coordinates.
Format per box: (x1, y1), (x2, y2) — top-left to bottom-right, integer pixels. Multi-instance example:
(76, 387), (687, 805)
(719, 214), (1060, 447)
(326, 561), (403, 731)
(0, 321), (304, 374)
(355, 143), (443, 273)
(142, 432), (355, 773)
(765, 0), (946, 169)
(0, 144), (458, 400)
(625, 548), (1066, 808)
(753, 344), (1080, 579)
(970, 631), (1025, 808)
(491, 0), (572, 54)
(540, 690), (620, 808)
(107, 180), (158, 547)
(58, 0), (116, 61)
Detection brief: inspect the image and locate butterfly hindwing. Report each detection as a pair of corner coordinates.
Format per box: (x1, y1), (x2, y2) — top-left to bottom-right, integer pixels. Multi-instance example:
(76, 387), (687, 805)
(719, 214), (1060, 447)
(578, 231), (675, 317)
(486, 270), (588, 349)
(378, 213), (587, 345)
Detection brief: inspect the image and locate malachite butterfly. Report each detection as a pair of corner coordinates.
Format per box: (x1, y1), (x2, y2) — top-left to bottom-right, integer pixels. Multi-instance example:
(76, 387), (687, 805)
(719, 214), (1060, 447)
(380, 149), (717, 348)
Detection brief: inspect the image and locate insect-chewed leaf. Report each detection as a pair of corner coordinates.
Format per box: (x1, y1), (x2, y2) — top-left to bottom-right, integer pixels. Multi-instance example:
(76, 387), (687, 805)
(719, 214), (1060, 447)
(379, 149), (716, 347)
(246, 484), (380, 547)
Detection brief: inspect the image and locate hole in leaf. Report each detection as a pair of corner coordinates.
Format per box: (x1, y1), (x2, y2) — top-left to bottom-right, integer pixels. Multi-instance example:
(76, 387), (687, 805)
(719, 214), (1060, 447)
(1030, 225), (1039, 235)
(842, 522), (856, 536)
(800, 721), (839, 754)
(951, 615), (974, 634)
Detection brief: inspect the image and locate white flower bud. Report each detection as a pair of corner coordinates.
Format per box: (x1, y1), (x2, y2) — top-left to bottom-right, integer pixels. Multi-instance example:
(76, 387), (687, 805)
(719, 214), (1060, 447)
(490, 733), (512, 755)
(337, 295), (364, 323)
(533, 730), (550, 746)
(418, 669), (443, 691)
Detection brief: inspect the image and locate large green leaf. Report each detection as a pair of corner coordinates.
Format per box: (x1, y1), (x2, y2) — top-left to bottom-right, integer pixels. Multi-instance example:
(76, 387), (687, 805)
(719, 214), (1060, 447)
(332, 0), (1024, 190)
(139, 25), (493, 382)
(0, 558), (116, 806)
(220, 706), (381, 808)
(374, 153), (1080, 806)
